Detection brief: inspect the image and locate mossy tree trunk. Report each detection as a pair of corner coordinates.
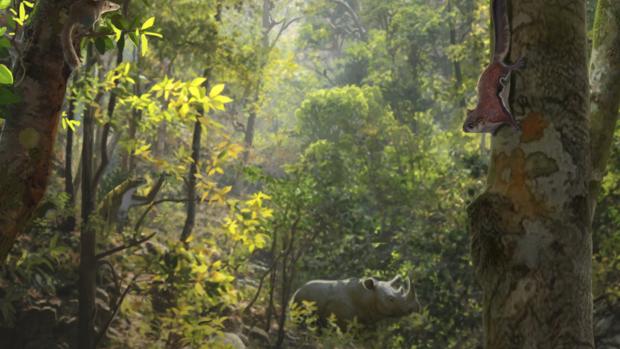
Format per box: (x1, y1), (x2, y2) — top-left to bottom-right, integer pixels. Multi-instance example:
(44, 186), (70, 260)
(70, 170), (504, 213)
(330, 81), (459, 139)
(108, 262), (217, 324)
(588, 0), (620, 220)
(0, 0), (73, 262)
(468, 1), (595, 347)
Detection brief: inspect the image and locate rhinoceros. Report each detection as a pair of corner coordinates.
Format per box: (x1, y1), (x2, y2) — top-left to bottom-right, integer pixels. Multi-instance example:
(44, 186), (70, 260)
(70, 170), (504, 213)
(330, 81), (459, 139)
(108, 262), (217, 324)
(290, 275), (421, 328)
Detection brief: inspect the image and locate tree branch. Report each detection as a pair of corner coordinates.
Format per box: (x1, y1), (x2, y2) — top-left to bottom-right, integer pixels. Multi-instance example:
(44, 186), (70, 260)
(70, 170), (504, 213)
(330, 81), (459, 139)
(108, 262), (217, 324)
(95, 232), (156, 260)
(94, 273), (139, 348)
(588, 0), (620, 221)
(134, 197), (190, 232)
(327, 0), (367, 41)
(269, 16), (302, 51)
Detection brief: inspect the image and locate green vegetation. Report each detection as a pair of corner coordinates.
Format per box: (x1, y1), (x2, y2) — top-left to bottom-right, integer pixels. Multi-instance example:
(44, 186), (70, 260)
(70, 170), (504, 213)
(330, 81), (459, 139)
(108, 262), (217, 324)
(0, 0), (617, 348)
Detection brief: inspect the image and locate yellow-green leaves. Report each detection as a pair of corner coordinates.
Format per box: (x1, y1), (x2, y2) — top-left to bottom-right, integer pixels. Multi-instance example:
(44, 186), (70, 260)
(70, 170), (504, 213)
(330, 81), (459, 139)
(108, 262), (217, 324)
(135, 17), (164, 56)
(61, 114), (80, 132)
(103, 62), (135, 91)
(223, 192), (272, 253)
(208, 84), (233, 111)
(141, 17), (156, 30)
(0, 64), (13, 85)
(134, 143), (151, 156)
(9, 1), (33, 26)
(209, 83), (225, 97)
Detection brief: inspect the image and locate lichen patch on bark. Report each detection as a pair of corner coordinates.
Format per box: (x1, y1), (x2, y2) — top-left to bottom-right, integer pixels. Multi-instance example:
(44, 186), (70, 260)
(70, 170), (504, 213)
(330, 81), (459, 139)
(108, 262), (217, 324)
(513, 219), (553, 269)
(522, 123), (581, 213)
(520, 112), (549, 143)
(489, 149), (548, 217)
(503, 276), (538, 318)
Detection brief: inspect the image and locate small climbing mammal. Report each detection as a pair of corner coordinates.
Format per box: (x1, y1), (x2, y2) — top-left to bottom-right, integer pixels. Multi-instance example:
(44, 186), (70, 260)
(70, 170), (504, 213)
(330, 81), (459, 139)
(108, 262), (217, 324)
(97, 176), (165, 232)
(290, 275), (421, 329)
(462, 0), (525, 134)
(61, 0), (121, 69)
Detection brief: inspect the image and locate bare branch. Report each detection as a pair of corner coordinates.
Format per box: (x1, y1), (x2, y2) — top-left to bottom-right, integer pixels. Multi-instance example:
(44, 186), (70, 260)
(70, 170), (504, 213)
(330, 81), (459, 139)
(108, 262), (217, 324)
(94, 273), (139, 348)
(134, 197), (190, 232)
(327, 0), (367, 41)
(269, 16), (302, 51)
(95, 232), (157, 260)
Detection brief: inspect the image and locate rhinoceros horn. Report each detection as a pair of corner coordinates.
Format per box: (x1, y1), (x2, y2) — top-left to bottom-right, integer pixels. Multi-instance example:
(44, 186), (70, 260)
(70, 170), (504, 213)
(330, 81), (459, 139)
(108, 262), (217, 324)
(402, 277), (413, 298)
(388, 275), (401, 287)
(405, 277), (419, 302)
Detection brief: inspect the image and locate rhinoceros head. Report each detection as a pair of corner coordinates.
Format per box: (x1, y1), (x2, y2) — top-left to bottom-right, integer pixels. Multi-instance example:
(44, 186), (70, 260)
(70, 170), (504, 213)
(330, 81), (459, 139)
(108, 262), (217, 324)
(362, 275), (421, 317)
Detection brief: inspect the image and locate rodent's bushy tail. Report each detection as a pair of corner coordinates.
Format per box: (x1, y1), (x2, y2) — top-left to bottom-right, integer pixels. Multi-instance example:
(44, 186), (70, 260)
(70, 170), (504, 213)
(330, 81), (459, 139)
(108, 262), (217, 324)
(61, 24), (80, 69)
(492, 0), (510, 62)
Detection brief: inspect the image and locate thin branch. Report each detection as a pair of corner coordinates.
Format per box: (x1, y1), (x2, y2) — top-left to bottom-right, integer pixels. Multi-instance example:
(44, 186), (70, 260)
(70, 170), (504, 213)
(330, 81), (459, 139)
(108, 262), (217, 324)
(243, 252), (285, 314)
(269, 16), (302, 51)
(92, 123), (111, 192)
(134, 197), (190, 232)
(327, 0), (367, 41)
(94, 273), (139, 348)
(96, 259), (121, 293)
(133, 174), (167, 205)
(95, 232), (157, 260)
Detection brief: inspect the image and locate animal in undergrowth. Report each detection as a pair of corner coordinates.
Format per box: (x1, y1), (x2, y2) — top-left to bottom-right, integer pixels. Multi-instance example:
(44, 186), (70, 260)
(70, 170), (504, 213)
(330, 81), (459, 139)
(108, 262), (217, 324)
(96, 175), (166, 232)
(290, 275), (421, 330)
(462, 0), (525, 134)
(61, 0), (121, 69)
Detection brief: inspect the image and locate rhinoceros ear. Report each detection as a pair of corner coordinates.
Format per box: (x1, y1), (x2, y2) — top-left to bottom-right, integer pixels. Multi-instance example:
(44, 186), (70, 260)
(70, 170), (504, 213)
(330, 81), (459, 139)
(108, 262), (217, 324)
(362, 278), (376, 290)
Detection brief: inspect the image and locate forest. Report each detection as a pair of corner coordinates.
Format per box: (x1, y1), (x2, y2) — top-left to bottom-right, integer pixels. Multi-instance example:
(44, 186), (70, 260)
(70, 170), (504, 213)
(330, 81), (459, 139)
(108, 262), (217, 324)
(0, 0), (619, 348)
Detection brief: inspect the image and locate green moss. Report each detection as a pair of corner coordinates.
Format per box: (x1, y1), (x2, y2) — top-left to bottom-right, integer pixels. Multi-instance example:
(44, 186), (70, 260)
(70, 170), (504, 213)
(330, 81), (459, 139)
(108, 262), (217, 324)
(525, 152), (559, 178)
(18, 128), (39, 149)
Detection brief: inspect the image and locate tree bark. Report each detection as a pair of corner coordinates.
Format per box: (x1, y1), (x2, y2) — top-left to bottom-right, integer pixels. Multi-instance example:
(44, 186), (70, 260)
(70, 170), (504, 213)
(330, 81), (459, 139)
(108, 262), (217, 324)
(79, 46), (98, 349)
(588, 0), (620, 220)
(63, 83), (77, 233)
(448, 0), (464, 106)
(241, 0), (271, 164)
(467, 1), (593, 347)
(0, 0), (73, 262)
(122, 46), (141, 173)
(181, 3), (221, 242)
(181, 100), (204, 242)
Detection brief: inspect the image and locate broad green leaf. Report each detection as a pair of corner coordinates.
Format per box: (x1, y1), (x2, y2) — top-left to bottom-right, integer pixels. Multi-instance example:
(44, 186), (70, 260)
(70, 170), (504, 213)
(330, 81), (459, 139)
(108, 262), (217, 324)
(0, 37), (11, 49)
(140, 34), (148, 56)
(141, 16), (155, 30)
(110, 23), (122, 42)
(0, 87), (19, 104)
(214, 95), (233, 104)
(191, 78), (206, 87)
(0, 0), (10, 9)
(209, 84), (225, 97)
(0, 64), (13, 84)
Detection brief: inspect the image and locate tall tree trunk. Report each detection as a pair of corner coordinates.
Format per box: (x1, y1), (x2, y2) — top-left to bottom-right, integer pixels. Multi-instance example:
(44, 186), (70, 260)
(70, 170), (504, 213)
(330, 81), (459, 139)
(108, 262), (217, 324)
(93, 0), (130, 192)
(181, 95), (204, 242)
(78, 46), (98, 349)
(0, 0), (73, 262)
(241, 0), (272, 165)
(63, 82), (77, 233)
(588, 0), (620, 220)
(122, 46), (141, 173)
(181, 3), (221, 242)
(448, 0), (464, 107)
(467, 1), (593, 347)
(242, 88), (259, 164)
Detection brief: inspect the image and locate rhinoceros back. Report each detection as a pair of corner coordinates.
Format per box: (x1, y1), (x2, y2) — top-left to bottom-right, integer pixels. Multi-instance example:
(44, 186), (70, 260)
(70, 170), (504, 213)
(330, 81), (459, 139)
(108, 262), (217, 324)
(291, 278), (360, 322)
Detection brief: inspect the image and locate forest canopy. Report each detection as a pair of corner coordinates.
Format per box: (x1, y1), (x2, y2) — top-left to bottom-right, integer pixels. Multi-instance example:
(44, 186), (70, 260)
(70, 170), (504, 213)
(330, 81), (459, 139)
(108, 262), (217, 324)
(0, 0), (619, 348)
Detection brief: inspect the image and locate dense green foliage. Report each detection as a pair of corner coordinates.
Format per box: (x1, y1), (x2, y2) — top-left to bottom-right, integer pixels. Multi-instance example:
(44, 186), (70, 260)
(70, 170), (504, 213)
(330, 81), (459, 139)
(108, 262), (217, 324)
(0, 0), (617, 348)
